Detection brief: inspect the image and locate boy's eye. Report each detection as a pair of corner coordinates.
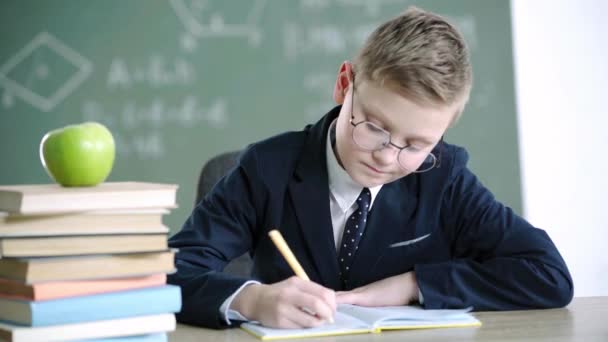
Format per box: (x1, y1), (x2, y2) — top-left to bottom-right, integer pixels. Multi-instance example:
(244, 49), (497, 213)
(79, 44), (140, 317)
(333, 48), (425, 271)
(364, 122), (385, 134)
(406, 145), (423, 152)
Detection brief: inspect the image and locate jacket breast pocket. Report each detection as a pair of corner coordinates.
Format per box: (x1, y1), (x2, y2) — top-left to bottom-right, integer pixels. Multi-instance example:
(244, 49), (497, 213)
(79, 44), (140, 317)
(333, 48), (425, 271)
(371, 232), (450, 279)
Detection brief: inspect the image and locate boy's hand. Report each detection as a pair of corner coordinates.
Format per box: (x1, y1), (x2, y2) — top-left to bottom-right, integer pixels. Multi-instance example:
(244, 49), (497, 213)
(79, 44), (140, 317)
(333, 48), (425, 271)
(335, 271), (419, 306)
(231, 276), (336, 328)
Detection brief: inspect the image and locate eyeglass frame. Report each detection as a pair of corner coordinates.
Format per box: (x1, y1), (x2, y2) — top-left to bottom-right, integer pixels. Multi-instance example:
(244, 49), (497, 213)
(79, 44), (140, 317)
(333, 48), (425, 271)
(348, 75), (443, 172)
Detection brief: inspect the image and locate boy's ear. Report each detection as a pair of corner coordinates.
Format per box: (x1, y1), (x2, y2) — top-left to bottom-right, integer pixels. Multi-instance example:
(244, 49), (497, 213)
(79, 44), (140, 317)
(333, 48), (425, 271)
(333, 61), (353, 104)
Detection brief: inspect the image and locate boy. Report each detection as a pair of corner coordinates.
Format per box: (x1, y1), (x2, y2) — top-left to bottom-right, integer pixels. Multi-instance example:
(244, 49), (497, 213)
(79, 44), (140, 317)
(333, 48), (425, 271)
(168, 7), (573, 329)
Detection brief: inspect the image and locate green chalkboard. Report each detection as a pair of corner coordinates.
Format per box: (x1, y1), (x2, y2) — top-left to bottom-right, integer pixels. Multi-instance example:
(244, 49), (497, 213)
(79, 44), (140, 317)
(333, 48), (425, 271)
(0, 0), (521, 233)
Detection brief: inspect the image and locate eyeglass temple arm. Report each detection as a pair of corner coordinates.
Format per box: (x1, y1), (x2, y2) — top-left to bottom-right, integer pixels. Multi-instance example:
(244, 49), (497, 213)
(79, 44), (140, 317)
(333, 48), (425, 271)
(435, 136), (444, 168)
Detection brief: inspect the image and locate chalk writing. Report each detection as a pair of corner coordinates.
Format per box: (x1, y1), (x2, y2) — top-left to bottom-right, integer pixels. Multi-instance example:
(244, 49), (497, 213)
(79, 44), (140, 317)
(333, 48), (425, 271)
(107, 56), (196, 89)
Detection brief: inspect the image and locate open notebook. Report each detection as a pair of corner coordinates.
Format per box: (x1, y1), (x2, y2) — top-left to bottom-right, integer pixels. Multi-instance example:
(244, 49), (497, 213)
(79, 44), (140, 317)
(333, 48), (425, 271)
(241, 304), (481, 340)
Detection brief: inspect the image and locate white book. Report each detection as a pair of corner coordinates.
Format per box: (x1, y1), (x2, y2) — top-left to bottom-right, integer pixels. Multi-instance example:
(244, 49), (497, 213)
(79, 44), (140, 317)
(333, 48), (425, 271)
(241, 304), (481, 340)
(0, 208), (170, 237)
(0, 234), (168, 258)
(0, 313), (175, 342)
(0, 182), (178, 214)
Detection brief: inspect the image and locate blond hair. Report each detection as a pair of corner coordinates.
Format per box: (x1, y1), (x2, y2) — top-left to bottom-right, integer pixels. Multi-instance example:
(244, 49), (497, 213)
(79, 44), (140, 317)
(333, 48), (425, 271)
(354, 6), (472, 119)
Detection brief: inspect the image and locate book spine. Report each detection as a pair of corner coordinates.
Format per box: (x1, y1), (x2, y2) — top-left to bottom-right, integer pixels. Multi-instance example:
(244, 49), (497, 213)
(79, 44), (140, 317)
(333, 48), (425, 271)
(28, 285), (181, 326)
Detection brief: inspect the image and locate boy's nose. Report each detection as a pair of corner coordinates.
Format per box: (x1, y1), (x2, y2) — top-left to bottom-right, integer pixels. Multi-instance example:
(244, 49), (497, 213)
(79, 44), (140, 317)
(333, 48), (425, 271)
(371, 146), (399, 167)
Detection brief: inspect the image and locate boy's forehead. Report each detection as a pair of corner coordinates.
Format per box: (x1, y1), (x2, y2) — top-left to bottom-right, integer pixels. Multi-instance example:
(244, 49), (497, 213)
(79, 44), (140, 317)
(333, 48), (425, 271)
(358, 78), (432, 108)
(356, 80), (456, 139)
(356, 80), (436, 117)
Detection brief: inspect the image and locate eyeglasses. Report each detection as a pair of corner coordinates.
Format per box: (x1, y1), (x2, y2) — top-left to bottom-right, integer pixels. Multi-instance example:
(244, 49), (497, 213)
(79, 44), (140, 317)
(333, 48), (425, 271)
(349, 79), (442, 173)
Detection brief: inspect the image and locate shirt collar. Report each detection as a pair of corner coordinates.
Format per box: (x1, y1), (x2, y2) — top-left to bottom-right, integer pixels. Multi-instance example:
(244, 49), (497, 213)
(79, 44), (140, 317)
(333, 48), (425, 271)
(326, 119), (382, 213)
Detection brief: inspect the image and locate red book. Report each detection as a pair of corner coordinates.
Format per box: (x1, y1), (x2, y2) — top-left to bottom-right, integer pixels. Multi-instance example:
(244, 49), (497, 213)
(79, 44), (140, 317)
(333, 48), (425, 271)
(0, 274), (166, 301)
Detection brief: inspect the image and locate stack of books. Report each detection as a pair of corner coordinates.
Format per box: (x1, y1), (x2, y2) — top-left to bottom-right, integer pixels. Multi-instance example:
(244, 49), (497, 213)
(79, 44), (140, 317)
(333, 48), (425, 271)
(0, 182), (181, 342)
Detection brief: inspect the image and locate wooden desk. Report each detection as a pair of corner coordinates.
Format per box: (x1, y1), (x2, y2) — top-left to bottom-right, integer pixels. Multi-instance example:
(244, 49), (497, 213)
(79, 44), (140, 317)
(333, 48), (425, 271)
(169, 297), (608, 341)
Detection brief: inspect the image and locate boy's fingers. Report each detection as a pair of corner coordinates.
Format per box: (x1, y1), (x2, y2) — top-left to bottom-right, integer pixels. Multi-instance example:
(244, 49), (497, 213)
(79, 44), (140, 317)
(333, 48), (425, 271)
(289, 290), (335, 323)
(284, 305), (326, 328)
(271, 314), (311, 329)
(290, 277), (337, 310)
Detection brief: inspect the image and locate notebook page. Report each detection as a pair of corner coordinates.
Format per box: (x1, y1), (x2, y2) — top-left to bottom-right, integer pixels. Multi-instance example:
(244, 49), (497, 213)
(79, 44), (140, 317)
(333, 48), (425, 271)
(337, 304), (477, 328)
(240, 311), (371, 340)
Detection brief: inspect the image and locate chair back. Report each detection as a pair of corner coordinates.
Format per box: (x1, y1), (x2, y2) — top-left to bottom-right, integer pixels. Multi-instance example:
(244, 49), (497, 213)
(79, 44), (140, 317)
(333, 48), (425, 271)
(195, 150), (241, 206)
(195, 150), (252, 276)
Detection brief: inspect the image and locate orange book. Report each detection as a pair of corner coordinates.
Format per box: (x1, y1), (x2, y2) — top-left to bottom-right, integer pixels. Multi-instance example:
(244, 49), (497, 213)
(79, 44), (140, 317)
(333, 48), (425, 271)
(0, 274), (166, 301)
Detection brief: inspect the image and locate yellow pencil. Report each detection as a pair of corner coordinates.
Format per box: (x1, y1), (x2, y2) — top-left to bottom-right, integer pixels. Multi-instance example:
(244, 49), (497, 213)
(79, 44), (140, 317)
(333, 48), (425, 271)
(268, 229), (334, 323)
(268, 229), (310, 281)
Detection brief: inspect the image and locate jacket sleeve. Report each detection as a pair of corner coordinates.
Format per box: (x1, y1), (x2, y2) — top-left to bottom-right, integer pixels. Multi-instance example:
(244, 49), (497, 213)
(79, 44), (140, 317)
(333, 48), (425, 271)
(167, 147), (266, 328)
(415, 147), (573, 311)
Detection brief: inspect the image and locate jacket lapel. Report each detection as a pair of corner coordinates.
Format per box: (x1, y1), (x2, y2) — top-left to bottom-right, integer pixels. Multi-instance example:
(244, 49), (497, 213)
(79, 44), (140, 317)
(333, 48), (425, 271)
(288, 107), (342, 289)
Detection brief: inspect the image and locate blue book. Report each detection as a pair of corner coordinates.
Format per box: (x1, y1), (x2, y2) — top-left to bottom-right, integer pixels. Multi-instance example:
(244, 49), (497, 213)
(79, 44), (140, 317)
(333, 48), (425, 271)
(86, 333), (167, 342)
(0, 285), (181, 326)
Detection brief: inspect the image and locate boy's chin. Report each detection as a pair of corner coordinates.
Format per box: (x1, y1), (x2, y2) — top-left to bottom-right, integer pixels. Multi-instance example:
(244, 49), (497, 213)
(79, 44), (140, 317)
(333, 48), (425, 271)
(349, 172), (388, 188)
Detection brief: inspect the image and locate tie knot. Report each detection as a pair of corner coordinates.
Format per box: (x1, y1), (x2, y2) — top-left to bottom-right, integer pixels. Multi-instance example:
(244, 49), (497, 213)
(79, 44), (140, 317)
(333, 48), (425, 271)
(357, 187), (371, 209)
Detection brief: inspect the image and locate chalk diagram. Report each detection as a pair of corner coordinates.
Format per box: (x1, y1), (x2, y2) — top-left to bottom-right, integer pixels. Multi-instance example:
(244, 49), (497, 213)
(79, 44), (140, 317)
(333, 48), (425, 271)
(301, 0), (403, 15)
(0, 32), (92, 112)
(170, 0), (267, 52)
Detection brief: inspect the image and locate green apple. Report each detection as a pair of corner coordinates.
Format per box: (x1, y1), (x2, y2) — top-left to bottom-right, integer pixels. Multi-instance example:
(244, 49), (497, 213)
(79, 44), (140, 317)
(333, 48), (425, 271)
(39, 122), (115, 187)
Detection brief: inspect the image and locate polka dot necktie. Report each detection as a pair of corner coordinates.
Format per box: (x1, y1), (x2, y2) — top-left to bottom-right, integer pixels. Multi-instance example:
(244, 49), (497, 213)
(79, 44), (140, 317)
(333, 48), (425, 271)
(338, 187), (371, 288)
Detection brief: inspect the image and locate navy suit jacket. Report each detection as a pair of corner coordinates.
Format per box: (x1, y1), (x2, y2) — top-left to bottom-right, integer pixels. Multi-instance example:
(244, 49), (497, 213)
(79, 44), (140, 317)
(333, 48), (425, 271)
(168, 106), (573, 328)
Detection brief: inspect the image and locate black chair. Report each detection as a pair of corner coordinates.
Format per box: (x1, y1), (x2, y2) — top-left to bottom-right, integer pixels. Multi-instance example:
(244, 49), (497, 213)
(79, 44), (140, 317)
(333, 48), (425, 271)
(195, 150), (253, 277)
